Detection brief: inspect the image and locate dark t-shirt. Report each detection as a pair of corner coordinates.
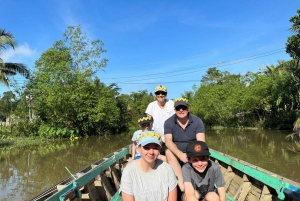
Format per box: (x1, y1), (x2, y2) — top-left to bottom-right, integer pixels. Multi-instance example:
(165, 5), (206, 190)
(182, 160), (226, 196)
(164, 113), (205, 152)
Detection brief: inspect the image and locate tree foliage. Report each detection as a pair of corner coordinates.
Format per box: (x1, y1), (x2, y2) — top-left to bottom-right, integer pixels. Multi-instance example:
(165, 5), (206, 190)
(0, 29), (29, 87)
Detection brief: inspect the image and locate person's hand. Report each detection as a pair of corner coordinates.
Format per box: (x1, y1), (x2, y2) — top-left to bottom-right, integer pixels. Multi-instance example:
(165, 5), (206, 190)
(179, 152), (188, 163)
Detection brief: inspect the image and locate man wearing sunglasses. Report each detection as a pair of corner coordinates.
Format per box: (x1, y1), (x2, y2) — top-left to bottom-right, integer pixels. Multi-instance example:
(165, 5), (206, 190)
(145, 85), (175, 144)
(164, 98), (205, 192)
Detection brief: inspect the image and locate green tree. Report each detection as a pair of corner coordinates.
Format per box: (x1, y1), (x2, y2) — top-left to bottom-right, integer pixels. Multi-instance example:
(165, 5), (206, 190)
(28, 25), (121, 138)
(0, 91), (17, 122)
(286, 9), (300, 59)
(0, 29), (29, 87)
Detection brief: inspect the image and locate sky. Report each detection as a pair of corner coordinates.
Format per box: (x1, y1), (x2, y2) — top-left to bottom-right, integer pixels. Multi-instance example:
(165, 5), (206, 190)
(0, 0), (299, 99)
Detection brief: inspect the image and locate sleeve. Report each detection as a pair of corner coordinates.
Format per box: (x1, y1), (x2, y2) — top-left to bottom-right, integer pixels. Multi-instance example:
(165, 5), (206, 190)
(168, 166), (178, 192)
(196, 118), (205, 133)
(145, 102), (153, 116)
(182, 164), (192, 182)
(164, 118), (173, 135)
(131, 130), (139, 142)
(214, 165), (226, 187)
(119, 166), (133, 195)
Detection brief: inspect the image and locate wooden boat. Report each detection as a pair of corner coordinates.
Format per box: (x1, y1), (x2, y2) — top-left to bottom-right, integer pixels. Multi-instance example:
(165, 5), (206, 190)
(29, 145), (300, 201)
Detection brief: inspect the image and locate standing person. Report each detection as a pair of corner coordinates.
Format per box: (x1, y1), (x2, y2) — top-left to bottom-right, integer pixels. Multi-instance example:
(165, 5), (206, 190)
(164, 98), (205, 192)
(120, 131), (178, 201)
(146, 85), (175, 144)
(183, 141), (226, 201)
(130, 114), (153, 161)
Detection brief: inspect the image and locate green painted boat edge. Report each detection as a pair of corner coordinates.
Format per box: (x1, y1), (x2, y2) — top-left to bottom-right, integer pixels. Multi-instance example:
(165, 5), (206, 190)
(111, 148), (300, 201)
(210, 149), (300, 201)
(45, 147), (129, 201)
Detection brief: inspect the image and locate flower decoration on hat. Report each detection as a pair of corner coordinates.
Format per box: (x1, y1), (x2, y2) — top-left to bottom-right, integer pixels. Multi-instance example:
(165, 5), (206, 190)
(174, 98), (189, 103)
(137, 131), (162, 143)
(138, 116), (153, 123)
(155, 85), (167, 93)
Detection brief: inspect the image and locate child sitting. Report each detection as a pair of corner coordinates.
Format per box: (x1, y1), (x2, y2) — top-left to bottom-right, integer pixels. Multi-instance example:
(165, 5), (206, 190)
(182, 141), (226, 201)
(131, 114), (153, 160)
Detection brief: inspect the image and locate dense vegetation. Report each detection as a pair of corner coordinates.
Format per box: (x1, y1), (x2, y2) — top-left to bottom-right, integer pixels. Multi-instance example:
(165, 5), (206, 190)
(1, 10), (300, 139)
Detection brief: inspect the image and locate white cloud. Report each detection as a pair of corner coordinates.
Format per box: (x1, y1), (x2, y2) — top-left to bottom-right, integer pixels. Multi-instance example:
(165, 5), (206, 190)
(1, 43), (36, 63)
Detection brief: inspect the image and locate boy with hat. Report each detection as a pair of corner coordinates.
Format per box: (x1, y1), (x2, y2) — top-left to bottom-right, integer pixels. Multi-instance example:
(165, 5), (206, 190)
(130, 114), (167, 162)
(130, 113), (153, 160)
(120, 131), (178, 201)
(182, 141), (226, 201)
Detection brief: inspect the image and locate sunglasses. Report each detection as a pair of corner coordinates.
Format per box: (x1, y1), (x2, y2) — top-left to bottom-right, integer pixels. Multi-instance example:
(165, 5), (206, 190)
(175, 105), (188, 111)
(155, 91), (167, 96)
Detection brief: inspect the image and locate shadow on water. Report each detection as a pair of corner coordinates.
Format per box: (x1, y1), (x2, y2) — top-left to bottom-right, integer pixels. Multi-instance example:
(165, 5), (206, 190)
(0, 133), (132, 201)
(0, 141), (13, 148)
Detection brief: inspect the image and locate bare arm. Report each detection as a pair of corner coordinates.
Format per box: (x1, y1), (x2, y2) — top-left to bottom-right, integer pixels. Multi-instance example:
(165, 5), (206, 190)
(165, 134), (188, 163)
(217, 187), (226, 201)
(122, 192), (135, 201)
(196, 132), (205, 142)
(131, 142), (136, 159)
(184, 182), (199, 201)
(167, 186), (177, 201)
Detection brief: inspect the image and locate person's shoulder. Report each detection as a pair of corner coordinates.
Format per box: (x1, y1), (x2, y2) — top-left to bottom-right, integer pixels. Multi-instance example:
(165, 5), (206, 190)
(182, 162), (193, 171)
(157, 160), (175, 172)
(148, 100), (157, 106)
(208, 160), (221, 171)
(124, 160), (137, 172)
(133, 130), (141, 135)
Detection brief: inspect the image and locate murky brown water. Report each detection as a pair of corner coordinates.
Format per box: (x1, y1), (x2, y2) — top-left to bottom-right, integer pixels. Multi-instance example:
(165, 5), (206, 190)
(0, 130), (299, 201)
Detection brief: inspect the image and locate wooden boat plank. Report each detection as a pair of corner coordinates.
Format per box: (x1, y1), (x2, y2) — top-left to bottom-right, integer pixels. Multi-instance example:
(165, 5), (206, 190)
(45, 148), (128, 201)
(210, 149), (300, 200)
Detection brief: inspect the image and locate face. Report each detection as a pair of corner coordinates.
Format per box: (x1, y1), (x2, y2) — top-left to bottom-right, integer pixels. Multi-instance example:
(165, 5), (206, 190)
(138, 143), (161, 163)
(189, 155), (209, 173)
(140, 122), (152, 131)
(155, 91), (167, 102)
(175, 105), (189, 119)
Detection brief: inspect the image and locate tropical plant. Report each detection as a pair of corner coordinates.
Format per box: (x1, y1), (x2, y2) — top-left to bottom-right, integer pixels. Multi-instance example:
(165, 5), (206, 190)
(0, 29), (29, 87)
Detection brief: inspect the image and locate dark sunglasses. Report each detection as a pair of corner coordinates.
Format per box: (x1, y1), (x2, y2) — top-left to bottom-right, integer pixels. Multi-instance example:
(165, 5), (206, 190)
(155, 91), (167, 96)
(175, 105), (188, 111)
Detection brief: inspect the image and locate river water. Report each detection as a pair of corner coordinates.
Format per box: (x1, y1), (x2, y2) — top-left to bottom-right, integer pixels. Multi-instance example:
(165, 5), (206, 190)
(0, 129), (299, 201)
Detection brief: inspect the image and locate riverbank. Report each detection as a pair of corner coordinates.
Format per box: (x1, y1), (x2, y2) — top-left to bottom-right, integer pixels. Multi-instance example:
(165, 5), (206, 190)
(0, 136), (54, 150)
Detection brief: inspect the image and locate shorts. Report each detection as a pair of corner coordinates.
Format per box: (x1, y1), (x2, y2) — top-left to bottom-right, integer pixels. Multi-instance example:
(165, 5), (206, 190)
(160, 142), (167, 155)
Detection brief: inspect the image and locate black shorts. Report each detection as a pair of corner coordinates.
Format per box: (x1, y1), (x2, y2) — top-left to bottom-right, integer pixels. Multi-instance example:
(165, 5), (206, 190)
(160, 142), (167, 155)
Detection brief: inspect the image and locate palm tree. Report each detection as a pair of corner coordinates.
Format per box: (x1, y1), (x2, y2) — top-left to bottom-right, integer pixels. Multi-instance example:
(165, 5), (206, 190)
(0, 29), (29, 87)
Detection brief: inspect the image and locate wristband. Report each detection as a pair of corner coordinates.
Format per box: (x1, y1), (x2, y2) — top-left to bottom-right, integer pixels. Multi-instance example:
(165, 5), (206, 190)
(177, 151), (182, 158)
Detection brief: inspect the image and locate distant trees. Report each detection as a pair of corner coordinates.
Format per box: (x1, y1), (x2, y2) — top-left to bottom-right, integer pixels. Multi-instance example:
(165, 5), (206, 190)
(286, 9), (300, 138)
(0, 29), (29, 87)
(190, 64), (299, 129)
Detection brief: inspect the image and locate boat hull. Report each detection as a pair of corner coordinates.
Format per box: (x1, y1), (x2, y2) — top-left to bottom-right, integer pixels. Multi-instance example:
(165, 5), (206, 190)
(29, 145), (300, 201)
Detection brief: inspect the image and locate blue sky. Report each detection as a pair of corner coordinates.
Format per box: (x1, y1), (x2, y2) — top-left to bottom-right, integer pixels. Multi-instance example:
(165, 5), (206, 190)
(0, 0), (299, 99)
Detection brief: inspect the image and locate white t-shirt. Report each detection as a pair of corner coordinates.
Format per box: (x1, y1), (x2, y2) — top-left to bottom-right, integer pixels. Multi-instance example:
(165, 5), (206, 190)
(146, 100), (175, 142)
(120, 159), (177, 201)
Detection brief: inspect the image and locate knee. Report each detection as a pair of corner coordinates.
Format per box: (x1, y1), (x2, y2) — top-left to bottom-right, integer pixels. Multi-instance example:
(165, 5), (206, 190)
(204, 192), (219, 201)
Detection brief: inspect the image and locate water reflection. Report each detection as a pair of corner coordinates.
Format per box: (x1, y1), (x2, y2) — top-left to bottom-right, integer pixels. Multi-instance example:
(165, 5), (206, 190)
(0, 134), (131, 201)
(206, 129), (300, 183)
(0, 130), (299, 200)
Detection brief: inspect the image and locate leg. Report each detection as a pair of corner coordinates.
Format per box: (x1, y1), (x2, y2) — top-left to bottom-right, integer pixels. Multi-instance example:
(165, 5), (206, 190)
(204, 192), (220, 201)
(157, 154), (167, 162)
(166, 149), (184, 191)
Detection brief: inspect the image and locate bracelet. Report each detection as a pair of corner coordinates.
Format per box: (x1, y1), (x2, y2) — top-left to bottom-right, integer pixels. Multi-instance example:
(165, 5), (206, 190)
(177, 151), (182, 158)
